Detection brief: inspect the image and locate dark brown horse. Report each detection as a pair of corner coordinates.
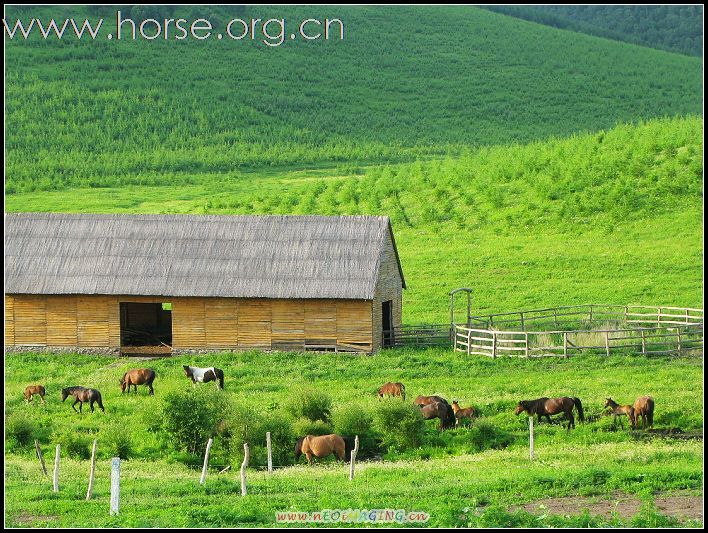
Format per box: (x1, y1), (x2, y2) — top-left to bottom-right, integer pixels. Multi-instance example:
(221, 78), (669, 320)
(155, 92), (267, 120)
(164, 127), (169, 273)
(452, 401), (477, 426)
(514, 397), (584, 430)
(295, 434), (354, 464)
(421, 401), (457, 430)
(414, 395), (448, 408)
(604, 398), (635, 429)
(377, 382), (406, 400)
(61, 386), (105, 413)
(24, 385), (46, 404)
(120, 368), (156, 395)
(633, 396), (655, 429)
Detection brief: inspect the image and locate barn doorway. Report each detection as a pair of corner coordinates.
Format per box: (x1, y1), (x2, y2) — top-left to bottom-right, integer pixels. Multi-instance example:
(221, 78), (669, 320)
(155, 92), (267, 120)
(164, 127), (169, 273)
(119, 302), (172, 355)
(382, 300), (394, 347)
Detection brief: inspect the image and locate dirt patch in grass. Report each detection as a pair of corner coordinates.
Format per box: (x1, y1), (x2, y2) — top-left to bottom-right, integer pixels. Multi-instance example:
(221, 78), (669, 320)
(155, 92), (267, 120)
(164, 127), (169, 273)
(11, 512), (58, 526)
(511, 491), (702, 522)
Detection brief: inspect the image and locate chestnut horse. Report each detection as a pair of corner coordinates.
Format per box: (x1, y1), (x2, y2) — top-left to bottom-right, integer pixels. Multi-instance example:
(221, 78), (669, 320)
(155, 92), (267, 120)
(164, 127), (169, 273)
(514, 396), (584, 430)
(604, 398), (635, 429)
(24, 385), (46, 404)
(421, 401), (457, 430)
(295, 434), (354, 464)
(633, 396), (655, 429)
(414, 395), (448, 408)
(61, 386), (105, 413)
(452, 401), (477, 426)
(120, 368), (156, 395)
(377, 382), (406, 400)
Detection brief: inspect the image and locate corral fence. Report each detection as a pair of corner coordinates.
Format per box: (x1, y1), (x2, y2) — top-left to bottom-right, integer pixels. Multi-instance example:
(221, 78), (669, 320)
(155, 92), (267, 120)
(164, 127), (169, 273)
(454, 305), (703, 358)
(383, 324), (452, 348)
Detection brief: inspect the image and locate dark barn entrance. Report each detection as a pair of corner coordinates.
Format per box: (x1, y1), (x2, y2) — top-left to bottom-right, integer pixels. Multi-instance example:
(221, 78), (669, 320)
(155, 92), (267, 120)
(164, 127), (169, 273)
(119, 302), (172, 355)
(382, 300), (394, 347)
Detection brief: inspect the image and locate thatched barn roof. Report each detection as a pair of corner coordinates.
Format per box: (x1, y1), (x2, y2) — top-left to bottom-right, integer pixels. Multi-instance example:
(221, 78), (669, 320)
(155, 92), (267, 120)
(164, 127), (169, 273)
(5, 213), (405, 299)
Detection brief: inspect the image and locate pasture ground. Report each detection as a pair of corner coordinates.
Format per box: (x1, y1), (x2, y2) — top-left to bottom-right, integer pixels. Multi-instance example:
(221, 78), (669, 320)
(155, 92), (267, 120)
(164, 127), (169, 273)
(4, 349), (703, 527)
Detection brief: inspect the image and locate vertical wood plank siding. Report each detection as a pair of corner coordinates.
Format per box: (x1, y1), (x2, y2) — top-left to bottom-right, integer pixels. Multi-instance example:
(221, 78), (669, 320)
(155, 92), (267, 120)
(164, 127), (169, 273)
(6, 295), (375, 352)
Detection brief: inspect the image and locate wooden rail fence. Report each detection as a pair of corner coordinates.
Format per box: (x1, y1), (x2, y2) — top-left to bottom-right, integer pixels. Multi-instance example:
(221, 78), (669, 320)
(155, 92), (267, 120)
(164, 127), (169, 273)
(455, 305), (703, 358)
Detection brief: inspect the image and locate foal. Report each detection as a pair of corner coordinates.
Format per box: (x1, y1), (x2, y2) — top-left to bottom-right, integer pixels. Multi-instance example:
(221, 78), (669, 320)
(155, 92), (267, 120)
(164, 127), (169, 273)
(604, 398), (635, 429)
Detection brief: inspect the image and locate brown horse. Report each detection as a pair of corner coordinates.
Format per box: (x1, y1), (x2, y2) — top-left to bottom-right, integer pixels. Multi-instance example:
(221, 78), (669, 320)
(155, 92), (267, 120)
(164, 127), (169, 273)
(604, 398), (635, 429)
(24, 385), (46, 404)
(61, 386), (105, 413)
(120, 368), (156, 395)
(633, 396), (655, 429)
(452, 401), (477, 426)
(377, 382), (406, 400)
(414, 395), (448, 408)
(295, 434), (354, 464)
(514, 397), (585, 430)
(421, 401), (457, 430)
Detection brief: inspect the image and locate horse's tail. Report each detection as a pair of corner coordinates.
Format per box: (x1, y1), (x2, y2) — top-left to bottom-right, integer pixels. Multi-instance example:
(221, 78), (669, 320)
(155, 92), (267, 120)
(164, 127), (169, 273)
(573, 397), (585, 422)
(344, 436), (356, 460)
(94, 390), (105, 412)
(216, 368), (224, 390)
(295, 436), (305, 461)
(400, 383), (406, 401)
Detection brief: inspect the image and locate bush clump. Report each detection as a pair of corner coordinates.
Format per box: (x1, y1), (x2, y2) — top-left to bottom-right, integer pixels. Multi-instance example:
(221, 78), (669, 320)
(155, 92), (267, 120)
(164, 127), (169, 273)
(332, 404), (379, 457)
(159, 387), (228, 454)
(374, 401), (425, 452)
(286, 389), (332, 422)
(6, 412), (37, 449)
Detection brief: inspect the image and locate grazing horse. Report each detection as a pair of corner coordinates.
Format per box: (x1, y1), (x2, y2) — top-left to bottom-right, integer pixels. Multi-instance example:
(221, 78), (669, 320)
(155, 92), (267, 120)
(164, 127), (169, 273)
(183, 365), (224, 390)
(414, 395), (448, 408)
(295, 434), (353, 464)
(421, 401), (457, 430)
(61, 387), (105, 413)
(514, 396), (585, 430)
(377, 382), (406, 400)
(24, 385), (46, 404)
(452, 401), (477, 426)
(633, 396), (655, 429)
(604, 398), (635, 429)
(120, 368), (156, 395)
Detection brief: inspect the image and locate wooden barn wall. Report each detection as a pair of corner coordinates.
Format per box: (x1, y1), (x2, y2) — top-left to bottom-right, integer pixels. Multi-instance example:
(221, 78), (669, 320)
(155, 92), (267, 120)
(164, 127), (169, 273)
(372, 228), (404, 350)
(6, 295), (373, 352)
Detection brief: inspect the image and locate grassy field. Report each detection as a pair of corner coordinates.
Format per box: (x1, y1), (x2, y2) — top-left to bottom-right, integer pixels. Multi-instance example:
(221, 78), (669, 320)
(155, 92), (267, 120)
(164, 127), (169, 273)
(4, 350), (703, 527)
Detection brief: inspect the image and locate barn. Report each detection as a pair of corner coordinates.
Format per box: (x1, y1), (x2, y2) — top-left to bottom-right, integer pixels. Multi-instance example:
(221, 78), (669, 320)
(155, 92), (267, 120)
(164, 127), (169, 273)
(4, 213), (405, 354)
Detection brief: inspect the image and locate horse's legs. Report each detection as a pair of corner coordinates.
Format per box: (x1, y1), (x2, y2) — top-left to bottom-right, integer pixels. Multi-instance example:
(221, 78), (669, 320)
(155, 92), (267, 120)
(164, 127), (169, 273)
(148, 383), (154, 395)
(90, 400), (95, 413)
(72, 399), (80, 413)
(568, 411), (575, 430)
(306, 452), (313, 465)
(40, 394), (46, 405)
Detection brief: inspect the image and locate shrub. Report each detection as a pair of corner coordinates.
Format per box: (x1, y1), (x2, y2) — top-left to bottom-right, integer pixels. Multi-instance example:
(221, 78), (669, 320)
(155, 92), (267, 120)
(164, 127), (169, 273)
(292, 418), (333, 438)
(332, 404), (379, 457)
(286, 389), (332, 422)
(101, 426), (134, 460)
(374, 402), (425, 452)
(52, 429), (91, 460)
(6, 412), (36, 448)
(159, 388), (228, 454)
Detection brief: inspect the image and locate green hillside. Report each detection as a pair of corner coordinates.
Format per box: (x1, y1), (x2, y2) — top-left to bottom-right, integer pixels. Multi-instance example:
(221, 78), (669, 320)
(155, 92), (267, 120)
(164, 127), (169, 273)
(485, 6), (703, 57)
(5, 5), (703, 193)
(7, 116), (703, 322)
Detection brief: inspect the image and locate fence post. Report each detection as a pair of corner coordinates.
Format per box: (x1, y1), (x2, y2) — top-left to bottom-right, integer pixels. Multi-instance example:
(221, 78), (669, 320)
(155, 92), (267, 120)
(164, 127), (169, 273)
(524, 332), (529, 358)
(53, 444), (60, 493)
(641, 330), (646, 355)
(349, 435), (360, 481)
(240, 443), (249, 496)
(604, 332), (610, 357)
(492, 332), (497, 359)
(110, 457), (120, 515)
(86, 439), (97, 500)
(529, 416), (534, 461)
(563, 332), (568, 358)
(624, 306), (628, 323)
(658, 307), (662, 327)
(588, 305), (593, 324)
(200, 438), (213, 485)
(554, 308), (558, 328)
(676, 329), (682, 355)
(266, 432), (273, 474)
(34, 440), (47, 477)
(467, 329), (471, 355)
(520, 312), (525, 330)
